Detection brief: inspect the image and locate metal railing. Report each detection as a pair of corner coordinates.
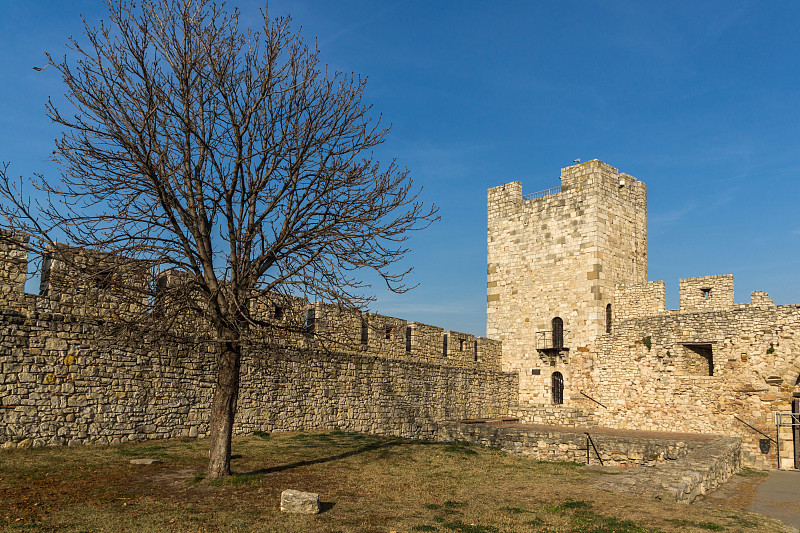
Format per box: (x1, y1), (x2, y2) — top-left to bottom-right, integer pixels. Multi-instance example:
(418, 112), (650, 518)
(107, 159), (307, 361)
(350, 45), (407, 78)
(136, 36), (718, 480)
(585, 433), (603, 466)
(536, 330), (570, 350)
(579, 390), (608, 409)
(775, 412), (800, 470)
(523, 186), (562, 201)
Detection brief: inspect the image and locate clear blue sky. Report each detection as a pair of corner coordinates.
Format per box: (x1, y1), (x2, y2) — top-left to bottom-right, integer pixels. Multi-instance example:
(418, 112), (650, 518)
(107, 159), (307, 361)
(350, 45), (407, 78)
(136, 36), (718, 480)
(2, 1), (799, 336)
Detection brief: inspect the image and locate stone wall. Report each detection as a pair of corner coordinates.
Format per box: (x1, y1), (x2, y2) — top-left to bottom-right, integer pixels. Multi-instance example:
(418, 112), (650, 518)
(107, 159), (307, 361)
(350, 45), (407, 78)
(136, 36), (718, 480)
(438, 421), (742, 503)
(0, 233), (513, 449)
(585, 287), (800, 469)
(0, 306), (518, 448)
(487, 160), (647, 404)
(613, 280), (665, 322)
(679, 274), (735, 312)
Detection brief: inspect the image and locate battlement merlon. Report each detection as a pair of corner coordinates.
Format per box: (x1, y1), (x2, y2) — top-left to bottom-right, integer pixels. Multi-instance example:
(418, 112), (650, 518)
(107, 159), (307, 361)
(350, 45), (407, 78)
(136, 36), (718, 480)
(679, 275), (734, 312)
(614, 275), (776, 319)
(0, 230), (29, 307)
(559, 159), (643, 192)
(613, 280), (666, 321)
(488, 160), (646, 223)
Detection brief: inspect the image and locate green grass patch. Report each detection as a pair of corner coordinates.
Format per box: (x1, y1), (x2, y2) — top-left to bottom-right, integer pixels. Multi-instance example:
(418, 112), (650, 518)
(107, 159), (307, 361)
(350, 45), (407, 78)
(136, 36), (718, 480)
(498, 506), (529, 514)
(735, 467), (769, 477)
(443, 441), (478, 455)
(668, 518), (725, 530)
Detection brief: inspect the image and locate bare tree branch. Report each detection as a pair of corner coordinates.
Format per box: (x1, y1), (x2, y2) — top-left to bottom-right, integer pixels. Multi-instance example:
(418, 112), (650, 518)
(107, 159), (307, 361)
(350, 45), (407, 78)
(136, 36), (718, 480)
(0, 0), (437, 479)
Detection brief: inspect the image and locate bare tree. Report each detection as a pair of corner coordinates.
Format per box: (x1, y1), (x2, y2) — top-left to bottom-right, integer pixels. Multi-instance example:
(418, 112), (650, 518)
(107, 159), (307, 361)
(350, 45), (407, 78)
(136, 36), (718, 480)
(0, 0), (436, 478)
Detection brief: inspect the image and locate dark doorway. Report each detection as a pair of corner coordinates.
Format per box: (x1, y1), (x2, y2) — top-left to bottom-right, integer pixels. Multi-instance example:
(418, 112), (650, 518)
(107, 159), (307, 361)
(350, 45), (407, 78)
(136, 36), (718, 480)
(552, 317), (564, 349)
(552, 371), (564, 405)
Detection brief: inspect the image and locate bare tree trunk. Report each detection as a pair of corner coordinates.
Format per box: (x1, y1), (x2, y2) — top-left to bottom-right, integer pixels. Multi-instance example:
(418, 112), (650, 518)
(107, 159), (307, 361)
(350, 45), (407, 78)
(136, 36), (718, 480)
(207, 338), (242, 479)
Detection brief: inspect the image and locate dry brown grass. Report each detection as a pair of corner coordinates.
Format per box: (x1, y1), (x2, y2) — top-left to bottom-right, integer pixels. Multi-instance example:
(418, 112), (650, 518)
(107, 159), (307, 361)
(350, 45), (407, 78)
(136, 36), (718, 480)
(0, 431), (788, 532)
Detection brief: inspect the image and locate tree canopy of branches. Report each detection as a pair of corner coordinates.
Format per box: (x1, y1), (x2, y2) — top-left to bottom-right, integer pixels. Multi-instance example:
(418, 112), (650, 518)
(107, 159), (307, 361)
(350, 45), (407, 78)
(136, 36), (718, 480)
(0, 0), (436, 478)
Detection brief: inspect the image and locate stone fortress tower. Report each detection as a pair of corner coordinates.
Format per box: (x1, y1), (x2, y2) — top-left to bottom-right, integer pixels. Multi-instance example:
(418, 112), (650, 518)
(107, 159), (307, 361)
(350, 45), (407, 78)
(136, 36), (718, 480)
(487, 160), (647, 404)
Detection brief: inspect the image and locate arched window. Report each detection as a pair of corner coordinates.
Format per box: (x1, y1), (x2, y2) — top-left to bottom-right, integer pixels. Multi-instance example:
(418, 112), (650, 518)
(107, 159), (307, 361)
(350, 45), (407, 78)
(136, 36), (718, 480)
(552, 317), (563, 349)
(552, 372), (564, 405)
(606, 304), (612, 334)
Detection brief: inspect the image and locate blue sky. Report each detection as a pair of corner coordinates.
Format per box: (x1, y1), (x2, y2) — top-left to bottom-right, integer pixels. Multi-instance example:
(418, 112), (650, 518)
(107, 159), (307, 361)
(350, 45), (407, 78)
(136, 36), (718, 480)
(2, 1), (799, 336)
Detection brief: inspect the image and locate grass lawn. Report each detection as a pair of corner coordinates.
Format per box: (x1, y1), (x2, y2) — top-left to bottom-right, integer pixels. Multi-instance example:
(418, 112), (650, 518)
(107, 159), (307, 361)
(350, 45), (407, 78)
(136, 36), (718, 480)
(0, 430), (787, 532)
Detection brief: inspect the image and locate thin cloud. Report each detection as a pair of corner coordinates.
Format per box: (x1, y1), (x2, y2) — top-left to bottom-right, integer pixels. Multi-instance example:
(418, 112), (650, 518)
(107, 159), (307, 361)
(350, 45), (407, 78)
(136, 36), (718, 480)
(319, 1), (408, 46)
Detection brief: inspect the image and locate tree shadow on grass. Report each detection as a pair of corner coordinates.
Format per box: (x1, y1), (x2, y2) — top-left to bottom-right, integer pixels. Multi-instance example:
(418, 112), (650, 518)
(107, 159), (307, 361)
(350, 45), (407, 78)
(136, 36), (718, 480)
(242, 438), (419, 476)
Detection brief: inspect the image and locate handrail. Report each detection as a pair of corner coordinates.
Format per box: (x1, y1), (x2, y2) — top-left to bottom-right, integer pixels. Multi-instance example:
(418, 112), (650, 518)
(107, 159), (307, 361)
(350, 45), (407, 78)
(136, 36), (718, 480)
(523, 186), (561, 201)
(579, 390), (608, 409)
(585, 433), (603, 466)
(536, 329), (570, 350)
(733, 415), (777, 444)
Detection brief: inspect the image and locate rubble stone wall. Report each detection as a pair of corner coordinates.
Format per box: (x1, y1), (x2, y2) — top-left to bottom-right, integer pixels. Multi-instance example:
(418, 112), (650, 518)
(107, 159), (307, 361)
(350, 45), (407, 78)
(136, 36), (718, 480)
(585, 295), (800, 469)
(0, 307), (518, 448)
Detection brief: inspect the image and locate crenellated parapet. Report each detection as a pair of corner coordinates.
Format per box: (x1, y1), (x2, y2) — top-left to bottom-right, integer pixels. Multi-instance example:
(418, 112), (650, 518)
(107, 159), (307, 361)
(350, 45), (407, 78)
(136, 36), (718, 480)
(0, 239), (501, 370)
(613, 274), (774, 322)
(39, 244), (150, 319)
(305, 302), (501, 369)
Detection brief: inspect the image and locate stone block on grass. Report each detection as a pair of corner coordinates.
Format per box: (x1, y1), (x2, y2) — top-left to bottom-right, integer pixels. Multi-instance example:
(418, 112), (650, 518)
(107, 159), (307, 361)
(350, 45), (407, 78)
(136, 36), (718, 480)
(280, 489), (320, 514)
(129, 458), (162, 465)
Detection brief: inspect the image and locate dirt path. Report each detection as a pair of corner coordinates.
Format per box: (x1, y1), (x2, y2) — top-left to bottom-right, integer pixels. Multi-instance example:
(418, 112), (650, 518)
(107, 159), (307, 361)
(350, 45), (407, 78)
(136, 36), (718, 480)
(698, 470), (800, 532)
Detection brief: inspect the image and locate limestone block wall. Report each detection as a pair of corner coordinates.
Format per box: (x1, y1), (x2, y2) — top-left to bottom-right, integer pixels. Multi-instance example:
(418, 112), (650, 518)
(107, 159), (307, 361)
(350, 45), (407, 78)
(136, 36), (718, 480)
(613, 281), (665, 322)
(679, 275), (734, 312)
(40, 244), (150, 320)
(487, 160), (646, 404)
(0, 307), (518, 448)
(583, 295), (800, 469)
(407, 321), (444, 362)
(0, 230), (28, 309)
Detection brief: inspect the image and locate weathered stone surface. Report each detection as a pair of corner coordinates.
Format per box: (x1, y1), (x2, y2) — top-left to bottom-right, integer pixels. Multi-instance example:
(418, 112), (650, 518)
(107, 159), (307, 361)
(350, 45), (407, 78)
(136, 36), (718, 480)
(129, 458), (161, 465)
(280, 489), (320, 514)
(486, 160), (800, 470)
(440, 421), (741, 503)
(0, 292), (517, 449)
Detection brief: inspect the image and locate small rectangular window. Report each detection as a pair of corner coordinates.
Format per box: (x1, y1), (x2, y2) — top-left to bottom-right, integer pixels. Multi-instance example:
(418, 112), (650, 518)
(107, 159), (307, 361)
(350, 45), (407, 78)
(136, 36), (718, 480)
(405, 327), (411, 352)
(385, 327), (392, 340)
(360, 317), (368, 344)
(305, 309), (315, 334)
(273, 305), (284, 321)
(702, 288), (711, 299)
(442, 334), (448, 357)
(459, 339), (465, 351)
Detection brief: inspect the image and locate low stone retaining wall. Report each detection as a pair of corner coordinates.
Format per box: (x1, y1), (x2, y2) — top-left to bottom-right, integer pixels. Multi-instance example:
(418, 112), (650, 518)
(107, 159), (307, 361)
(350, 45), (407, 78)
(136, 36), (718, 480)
(513, 405), (595, 428)
(438, 421), (691, 466)
(590, 435), (743, 503)
(437, 421), (742, 503)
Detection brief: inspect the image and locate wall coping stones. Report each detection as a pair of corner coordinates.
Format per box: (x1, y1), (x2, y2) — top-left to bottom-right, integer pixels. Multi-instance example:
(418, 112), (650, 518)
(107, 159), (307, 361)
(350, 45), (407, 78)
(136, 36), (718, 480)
(437, 421), (742, 503)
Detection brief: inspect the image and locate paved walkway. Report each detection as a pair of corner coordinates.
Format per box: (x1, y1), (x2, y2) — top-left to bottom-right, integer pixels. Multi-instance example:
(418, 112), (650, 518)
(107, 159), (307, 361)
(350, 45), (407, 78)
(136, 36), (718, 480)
(699, 470), (800, 531)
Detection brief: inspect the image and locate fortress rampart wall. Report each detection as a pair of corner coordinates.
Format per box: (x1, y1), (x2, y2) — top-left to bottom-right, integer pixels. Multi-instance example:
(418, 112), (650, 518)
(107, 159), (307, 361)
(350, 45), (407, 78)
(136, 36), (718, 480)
(0, 236), (512, 448)
(0, 237), (501, 371)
